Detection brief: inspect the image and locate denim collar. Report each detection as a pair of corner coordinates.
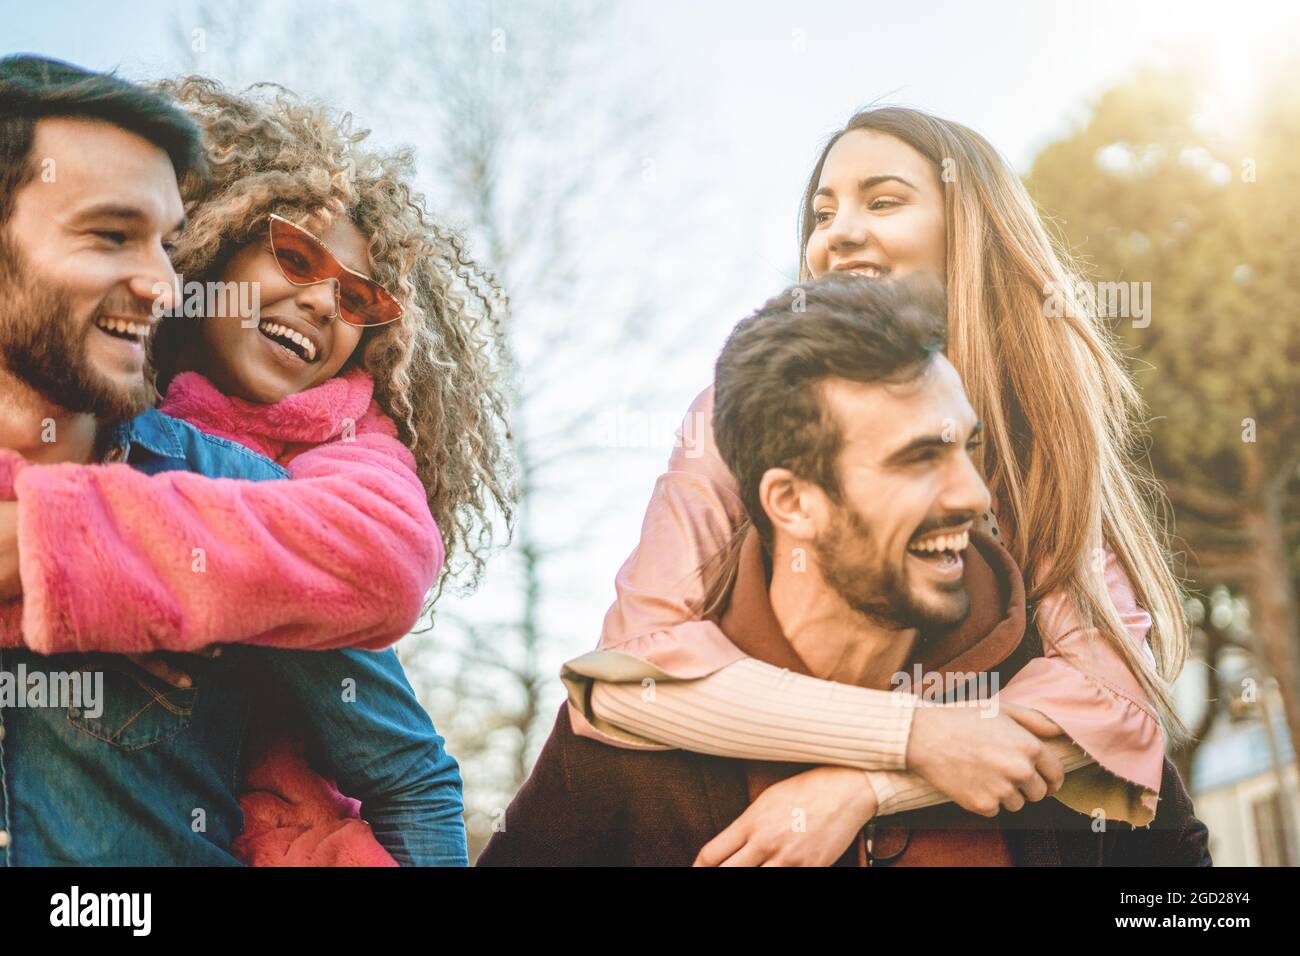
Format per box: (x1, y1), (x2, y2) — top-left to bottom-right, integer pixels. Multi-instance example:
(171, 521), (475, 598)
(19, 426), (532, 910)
(101, 406), (186, 463)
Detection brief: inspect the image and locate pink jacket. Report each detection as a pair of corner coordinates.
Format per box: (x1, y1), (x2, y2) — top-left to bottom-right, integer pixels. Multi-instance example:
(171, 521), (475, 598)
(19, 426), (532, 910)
(0, 369), (440, 865)
(567, 384), (1165, 818)
(1, 369), (441, 655)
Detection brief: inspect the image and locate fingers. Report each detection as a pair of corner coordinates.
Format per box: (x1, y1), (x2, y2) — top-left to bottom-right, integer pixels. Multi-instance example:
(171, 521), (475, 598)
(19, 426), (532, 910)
(694, 821), (750, 867)
(717, 839), (770, 868)
(1016, 772), (1049, 804)
(1009, 742), (1066, 809)
(126, 654), (193, 689)
(1033, 741), (1067, 796)
(1003, 703), (1065, 739)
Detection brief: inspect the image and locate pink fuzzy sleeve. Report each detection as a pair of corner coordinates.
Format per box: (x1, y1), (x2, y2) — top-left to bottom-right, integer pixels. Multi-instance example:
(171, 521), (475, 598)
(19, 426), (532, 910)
(13, 407), (443, 654)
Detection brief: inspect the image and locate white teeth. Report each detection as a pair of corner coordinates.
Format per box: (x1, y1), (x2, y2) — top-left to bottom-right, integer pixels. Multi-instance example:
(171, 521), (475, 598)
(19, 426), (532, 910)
(290, 331), (316, 360)
(908, 529), (970, 554)
(96, 317), (148, 338)
(258, 321), (316, 361)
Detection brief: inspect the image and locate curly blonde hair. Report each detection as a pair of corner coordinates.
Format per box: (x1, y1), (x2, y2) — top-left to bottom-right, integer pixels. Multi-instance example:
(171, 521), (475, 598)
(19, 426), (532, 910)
(153, 76), (516, 598)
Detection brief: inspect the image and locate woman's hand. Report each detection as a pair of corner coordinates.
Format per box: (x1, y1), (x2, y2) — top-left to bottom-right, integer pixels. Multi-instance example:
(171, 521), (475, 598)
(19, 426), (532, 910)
(906, 702), (1066, 817)
(693, 765), (878, 867)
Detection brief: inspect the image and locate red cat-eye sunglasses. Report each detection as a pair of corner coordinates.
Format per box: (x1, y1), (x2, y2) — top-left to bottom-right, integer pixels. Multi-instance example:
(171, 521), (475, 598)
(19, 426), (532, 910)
(267, 214), (404, 327)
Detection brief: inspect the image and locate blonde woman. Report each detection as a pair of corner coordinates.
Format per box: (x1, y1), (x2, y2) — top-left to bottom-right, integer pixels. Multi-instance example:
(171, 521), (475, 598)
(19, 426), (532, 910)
(561, 107), (1188, 865)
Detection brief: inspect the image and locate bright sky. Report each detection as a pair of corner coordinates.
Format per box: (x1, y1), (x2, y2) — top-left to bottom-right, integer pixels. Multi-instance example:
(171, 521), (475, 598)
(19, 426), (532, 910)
(7, 0), (1293, 162)
(7, 0), (1294, 325)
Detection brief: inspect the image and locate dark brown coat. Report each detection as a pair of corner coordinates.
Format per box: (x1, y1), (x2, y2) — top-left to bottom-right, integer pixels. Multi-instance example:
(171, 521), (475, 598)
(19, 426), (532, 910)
(479, 531), (1210, 866)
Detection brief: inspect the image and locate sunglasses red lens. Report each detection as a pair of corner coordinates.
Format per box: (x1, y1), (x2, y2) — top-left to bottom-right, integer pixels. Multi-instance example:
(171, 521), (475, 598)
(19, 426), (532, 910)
(268, 217), (404, 326)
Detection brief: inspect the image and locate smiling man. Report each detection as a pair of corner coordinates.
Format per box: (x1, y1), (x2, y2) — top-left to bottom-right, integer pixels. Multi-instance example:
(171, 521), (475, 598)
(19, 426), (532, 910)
(479, 273), (1210, 867)
(0, 55), (293, 865)
(0, 62), (195, 460)
(709, 274), (987, 683)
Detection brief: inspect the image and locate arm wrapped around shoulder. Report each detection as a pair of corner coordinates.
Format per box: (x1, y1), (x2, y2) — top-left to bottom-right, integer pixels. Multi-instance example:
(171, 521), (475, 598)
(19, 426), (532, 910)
(14, 402), (443, 654)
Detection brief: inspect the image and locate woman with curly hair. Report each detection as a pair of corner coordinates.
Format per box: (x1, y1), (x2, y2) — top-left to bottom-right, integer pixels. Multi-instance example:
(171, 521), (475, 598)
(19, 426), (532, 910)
(2, 76), (515, 865)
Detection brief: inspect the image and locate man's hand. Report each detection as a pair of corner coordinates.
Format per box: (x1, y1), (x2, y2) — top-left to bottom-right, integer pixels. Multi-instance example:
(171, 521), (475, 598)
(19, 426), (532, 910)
(125, 646), (223, 689)
(906, 702), (1067, 817)
(693, 765), (878, 867)
(0, 501), (21, 600)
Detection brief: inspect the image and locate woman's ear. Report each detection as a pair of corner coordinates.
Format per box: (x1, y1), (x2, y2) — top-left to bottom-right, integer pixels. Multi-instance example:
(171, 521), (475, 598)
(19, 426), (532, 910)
(758, 467), (826, 544)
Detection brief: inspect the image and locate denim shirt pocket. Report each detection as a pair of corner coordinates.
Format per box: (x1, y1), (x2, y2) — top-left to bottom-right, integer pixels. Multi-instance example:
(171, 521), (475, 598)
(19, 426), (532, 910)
(66, 654), (198, 752)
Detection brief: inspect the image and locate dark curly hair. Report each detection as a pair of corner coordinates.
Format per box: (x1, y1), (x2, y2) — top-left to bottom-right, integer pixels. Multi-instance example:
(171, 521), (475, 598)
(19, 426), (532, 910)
(153, 76), (516, 598)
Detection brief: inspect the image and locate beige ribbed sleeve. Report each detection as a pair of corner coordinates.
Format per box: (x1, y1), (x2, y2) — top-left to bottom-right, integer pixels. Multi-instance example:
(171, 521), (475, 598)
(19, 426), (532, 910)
(866, 737), (1095, 816)
(588, 657), (918, 770)
(589, 658), (1100, 818)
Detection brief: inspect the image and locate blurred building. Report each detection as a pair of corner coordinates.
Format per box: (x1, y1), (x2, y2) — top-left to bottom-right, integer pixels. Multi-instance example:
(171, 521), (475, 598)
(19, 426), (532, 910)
(1189, 702), (1298, 866)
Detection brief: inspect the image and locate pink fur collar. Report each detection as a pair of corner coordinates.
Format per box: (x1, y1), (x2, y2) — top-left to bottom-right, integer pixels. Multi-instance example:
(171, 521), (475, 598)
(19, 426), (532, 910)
(160, 369), (375, 453)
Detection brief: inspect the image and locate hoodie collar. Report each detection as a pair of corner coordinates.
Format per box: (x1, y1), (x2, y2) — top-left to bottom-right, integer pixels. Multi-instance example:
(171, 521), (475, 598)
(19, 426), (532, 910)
(717, 529), (1026, 686)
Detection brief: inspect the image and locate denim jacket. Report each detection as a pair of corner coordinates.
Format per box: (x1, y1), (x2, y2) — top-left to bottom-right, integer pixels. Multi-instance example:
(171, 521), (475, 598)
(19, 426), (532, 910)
(0, 407), (466, 866)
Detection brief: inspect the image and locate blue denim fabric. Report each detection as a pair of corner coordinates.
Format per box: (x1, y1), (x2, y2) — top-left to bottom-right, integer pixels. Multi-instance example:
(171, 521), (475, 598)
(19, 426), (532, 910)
(0, 407), (466, 866)
(252, 647), (468, 866)
(102, 405), (294, 481)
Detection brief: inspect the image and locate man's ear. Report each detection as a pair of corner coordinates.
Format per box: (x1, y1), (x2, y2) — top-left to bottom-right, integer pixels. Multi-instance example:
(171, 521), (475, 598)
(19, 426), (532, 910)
(758, 467), (828, 544)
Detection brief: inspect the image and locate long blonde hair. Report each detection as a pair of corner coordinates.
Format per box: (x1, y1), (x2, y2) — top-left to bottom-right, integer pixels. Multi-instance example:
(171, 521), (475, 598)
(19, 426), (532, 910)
(798, 107), (1190, 743)
(154, 76), (516, 600)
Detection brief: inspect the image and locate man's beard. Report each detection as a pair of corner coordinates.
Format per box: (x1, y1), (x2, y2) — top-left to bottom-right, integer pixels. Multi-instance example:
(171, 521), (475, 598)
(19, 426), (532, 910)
(0, 232), (154, 421)
(814, 499), (971, 635)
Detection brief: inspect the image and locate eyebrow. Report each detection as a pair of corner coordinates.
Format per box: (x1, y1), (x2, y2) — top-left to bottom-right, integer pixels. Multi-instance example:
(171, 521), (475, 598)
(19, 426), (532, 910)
(814, 174), (918, 201)
(71, 203), (187, 236)
(881, 420), (984, 466)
